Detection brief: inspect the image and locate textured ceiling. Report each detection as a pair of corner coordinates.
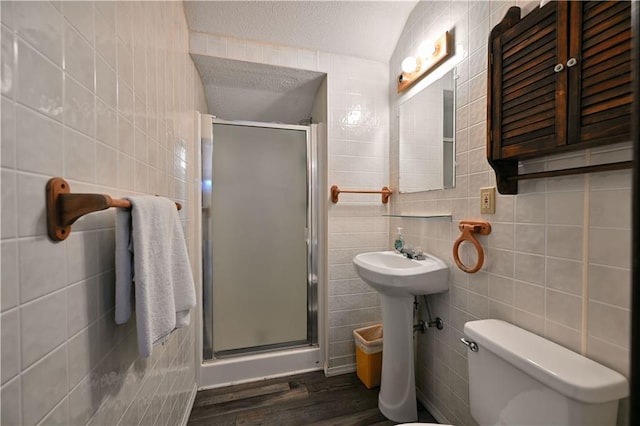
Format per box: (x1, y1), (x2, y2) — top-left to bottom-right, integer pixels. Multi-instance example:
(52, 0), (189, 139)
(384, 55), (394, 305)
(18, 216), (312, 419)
(192, 54), (326, 123)
(183, 1), (418, 63)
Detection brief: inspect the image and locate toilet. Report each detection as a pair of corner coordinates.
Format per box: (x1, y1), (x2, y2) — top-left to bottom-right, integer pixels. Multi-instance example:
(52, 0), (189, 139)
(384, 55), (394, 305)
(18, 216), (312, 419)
(401, 319), (627, 426)
(463, 319), (628, 425)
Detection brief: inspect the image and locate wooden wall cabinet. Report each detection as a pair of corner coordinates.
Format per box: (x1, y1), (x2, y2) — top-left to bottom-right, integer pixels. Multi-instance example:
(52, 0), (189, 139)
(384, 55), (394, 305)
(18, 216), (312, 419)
(487, 1), (633, 194)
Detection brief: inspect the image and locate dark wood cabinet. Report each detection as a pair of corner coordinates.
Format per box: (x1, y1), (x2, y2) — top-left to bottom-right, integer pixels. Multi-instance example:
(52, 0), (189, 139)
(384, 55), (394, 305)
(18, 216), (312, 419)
(487, 1), (633, 194)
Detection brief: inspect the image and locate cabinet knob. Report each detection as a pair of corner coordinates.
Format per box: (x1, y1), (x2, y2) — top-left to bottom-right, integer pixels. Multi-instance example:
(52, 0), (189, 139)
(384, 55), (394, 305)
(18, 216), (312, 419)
(566, 58), (578, 67)
(554, 63), (564, 72)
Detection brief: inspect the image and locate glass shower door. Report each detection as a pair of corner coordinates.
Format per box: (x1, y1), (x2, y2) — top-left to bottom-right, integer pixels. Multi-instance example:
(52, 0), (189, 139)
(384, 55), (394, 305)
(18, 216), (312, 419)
(203, 121), (311, 357)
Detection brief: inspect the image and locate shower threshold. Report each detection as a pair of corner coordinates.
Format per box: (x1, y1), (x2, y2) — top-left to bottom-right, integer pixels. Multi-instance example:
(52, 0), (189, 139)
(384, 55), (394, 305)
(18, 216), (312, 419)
(199, 345), (322, 390)
(212, 340), (313, 359)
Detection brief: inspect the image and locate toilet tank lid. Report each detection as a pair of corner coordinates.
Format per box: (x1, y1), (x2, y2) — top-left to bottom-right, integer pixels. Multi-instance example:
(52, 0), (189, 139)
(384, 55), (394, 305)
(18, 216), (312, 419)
(463, 319), (629, 404)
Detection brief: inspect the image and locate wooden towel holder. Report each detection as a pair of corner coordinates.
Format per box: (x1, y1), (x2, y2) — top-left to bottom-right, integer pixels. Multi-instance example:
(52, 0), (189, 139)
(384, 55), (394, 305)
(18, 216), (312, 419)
(46, 177), (182, 242)
(330, 185), (392, 204)
(453, 220), (491, 273)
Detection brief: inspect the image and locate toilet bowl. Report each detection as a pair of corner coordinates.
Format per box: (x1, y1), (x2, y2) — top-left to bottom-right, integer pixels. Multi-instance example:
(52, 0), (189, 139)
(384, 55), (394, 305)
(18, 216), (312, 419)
(400, 423), (451, 426)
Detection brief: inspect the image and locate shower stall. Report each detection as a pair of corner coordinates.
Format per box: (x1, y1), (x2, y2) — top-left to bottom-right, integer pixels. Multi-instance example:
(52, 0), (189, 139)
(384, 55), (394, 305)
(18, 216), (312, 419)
(198, 116), (323, 388)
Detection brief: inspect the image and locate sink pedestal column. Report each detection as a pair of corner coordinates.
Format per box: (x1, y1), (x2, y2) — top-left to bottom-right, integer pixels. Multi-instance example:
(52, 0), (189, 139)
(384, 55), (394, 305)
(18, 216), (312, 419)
(378, 295), (417, 422)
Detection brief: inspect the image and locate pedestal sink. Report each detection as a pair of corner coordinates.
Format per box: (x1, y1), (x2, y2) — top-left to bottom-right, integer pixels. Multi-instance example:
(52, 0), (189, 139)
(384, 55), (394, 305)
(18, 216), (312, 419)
(353, 251), (449, 422)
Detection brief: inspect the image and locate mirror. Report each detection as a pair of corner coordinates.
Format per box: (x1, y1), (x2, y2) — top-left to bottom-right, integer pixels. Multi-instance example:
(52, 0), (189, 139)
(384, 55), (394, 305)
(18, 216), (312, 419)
(399, 68), (456, 193)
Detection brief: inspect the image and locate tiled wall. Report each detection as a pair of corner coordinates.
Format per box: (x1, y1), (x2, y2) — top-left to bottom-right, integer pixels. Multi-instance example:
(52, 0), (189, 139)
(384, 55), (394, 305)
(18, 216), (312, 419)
(323, 53), (390, 372)
(1, 2), (207, 425)
(388, 1), (632, 425)
(189, 31), (390, 373)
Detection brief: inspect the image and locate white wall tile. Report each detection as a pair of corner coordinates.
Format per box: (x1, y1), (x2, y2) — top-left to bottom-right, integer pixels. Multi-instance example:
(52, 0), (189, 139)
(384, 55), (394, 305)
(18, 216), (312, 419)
(16, 172), (49, 237)
(515, 223), (545, 254)
(20, 290), (67, 369)
(588, 264), (630, 309)
(67, 323), (99, 390)
(1, 309), (20, 384)
(1, 376), (21, 426)
(1, 0), (14, 29)
(546, 289), (582, 330)
(514, 280), (544, 316)
(21, 344), (68, 425)
(16, 39), (64, 122)
(68, 374), (101, 425)
(1, 241), (19, 311)
(64, 21), (95, 91)
(515, 193), (545, 223)
(546, 257), (582, 295)
(67, 277), (98, 336)
(545, 320), (581, 353)
(547, 191), (583, 225)
(590, 189), (631, 229)
(95, 5), (116, 67)
(1, 28), (15, 100)
(1, 169), (17, 238)
(115, 1), (133, 53)
(589, 227), (631, 269)
(514, 252), (545, 285)
(15, 105), (64, 176)
(117, 41), (133, 90)
(96, 55), (117, 109)
(588, 301), (630, 349)
(96, 100), (118, 149)
(64, 127), (96, 183)
(64, 76), (96, 137)
(40, 397), (68, 426)
(14, 1), (63, 66)
(62, 1), (94, 46)
(546, 225), (582, 260)
(588, 336), (630, 378)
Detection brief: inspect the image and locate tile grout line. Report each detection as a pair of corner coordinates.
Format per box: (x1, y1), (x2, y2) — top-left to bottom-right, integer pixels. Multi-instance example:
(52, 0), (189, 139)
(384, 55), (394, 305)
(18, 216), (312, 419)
(581, 151), (591, 356)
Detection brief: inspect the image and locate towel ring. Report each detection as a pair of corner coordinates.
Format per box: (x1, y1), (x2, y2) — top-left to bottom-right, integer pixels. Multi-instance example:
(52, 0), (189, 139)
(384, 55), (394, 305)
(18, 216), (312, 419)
(453, 220), (491, 273)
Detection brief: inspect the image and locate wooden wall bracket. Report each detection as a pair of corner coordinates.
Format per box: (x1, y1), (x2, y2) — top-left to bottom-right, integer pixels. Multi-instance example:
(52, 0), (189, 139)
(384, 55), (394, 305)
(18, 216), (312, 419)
(46, 177), (181, 242)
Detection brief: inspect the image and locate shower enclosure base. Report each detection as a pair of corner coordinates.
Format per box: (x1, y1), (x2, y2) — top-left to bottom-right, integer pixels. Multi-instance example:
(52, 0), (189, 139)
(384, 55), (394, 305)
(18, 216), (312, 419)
(199, 346), (322, 390)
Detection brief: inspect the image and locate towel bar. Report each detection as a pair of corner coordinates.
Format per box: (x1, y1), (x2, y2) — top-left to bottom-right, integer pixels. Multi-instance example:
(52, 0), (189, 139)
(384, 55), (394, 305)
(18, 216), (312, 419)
(330, 185), (392, 204)
(46, 177), (182, 241)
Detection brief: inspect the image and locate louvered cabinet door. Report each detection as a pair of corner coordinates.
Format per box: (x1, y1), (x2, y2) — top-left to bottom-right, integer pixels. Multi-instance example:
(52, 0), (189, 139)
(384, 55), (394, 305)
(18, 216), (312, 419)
(489, 2), (568, 160)
(567, 1), (632, 146)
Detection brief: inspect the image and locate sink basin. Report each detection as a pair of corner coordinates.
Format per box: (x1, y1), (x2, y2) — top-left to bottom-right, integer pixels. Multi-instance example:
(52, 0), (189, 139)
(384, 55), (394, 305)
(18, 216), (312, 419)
(353, 250), (449, 422)
(353, 251), (449, 297)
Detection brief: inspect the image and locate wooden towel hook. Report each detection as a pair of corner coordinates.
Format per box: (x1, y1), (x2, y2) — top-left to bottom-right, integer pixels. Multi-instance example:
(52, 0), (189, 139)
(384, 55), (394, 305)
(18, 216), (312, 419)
(453, 220), (491, 273)
(46, 177), (181, 242)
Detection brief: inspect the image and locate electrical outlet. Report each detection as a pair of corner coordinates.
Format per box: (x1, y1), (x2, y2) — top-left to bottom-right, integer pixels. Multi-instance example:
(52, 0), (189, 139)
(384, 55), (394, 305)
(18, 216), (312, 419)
(480, 187), (496, 214)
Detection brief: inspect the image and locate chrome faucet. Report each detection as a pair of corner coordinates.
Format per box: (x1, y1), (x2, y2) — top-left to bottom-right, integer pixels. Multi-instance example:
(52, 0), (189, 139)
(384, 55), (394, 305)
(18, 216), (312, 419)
(399, 246), (427, 260)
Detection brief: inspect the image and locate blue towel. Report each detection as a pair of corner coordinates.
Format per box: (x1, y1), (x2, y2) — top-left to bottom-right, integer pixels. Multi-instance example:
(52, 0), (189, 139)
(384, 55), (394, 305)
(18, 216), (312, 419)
(115, 196), (196, 357)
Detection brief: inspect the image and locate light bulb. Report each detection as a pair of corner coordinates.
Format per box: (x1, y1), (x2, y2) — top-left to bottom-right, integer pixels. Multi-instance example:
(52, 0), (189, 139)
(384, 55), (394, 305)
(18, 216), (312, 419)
(418, 40), (436, 57)
(401, 56), (420, 74)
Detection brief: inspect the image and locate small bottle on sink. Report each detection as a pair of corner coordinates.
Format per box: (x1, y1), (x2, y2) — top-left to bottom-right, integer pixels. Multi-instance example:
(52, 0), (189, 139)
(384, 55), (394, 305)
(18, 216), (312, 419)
(394, 227), (404, 252)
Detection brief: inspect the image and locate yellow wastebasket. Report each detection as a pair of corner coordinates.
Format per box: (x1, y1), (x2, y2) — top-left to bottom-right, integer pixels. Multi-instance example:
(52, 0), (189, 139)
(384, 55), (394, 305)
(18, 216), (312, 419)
(353, 324), (383, 389)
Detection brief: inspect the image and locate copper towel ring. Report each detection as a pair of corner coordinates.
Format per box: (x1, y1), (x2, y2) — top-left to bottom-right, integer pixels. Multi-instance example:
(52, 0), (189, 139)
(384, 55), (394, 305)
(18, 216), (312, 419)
(453, 220), (491, 273)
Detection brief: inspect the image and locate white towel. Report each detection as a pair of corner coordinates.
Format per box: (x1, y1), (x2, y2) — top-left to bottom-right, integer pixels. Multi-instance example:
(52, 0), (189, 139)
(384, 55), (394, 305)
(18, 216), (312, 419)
(114, 196), (196, 357)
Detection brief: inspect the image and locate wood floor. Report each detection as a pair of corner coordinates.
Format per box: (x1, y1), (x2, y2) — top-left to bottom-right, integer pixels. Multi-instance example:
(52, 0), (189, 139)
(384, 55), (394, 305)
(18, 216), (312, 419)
(187, 371), (438, 425)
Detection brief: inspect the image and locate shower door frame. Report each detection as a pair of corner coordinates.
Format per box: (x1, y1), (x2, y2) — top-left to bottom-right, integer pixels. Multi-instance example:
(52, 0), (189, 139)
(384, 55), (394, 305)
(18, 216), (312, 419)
(197, 115), (323, 388)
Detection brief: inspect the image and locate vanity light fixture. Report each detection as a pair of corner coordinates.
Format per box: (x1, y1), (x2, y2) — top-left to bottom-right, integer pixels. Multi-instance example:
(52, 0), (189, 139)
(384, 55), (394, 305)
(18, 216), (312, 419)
(397, 31), (452, 93)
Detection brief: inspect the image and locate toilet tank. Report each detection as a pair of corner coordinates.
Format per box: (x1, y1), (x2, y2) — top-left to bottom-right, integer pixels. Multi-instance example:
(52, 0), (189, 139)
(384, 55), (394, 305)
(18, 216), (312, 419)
(463, 320), (628, 426)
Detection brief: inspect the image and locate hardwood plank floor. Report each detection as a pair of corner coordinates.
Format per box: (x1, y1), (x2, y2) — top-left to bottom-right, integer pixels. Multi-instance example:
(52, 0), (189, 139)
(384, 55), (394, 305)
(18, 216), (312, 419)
(188, 371), (438, 425)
